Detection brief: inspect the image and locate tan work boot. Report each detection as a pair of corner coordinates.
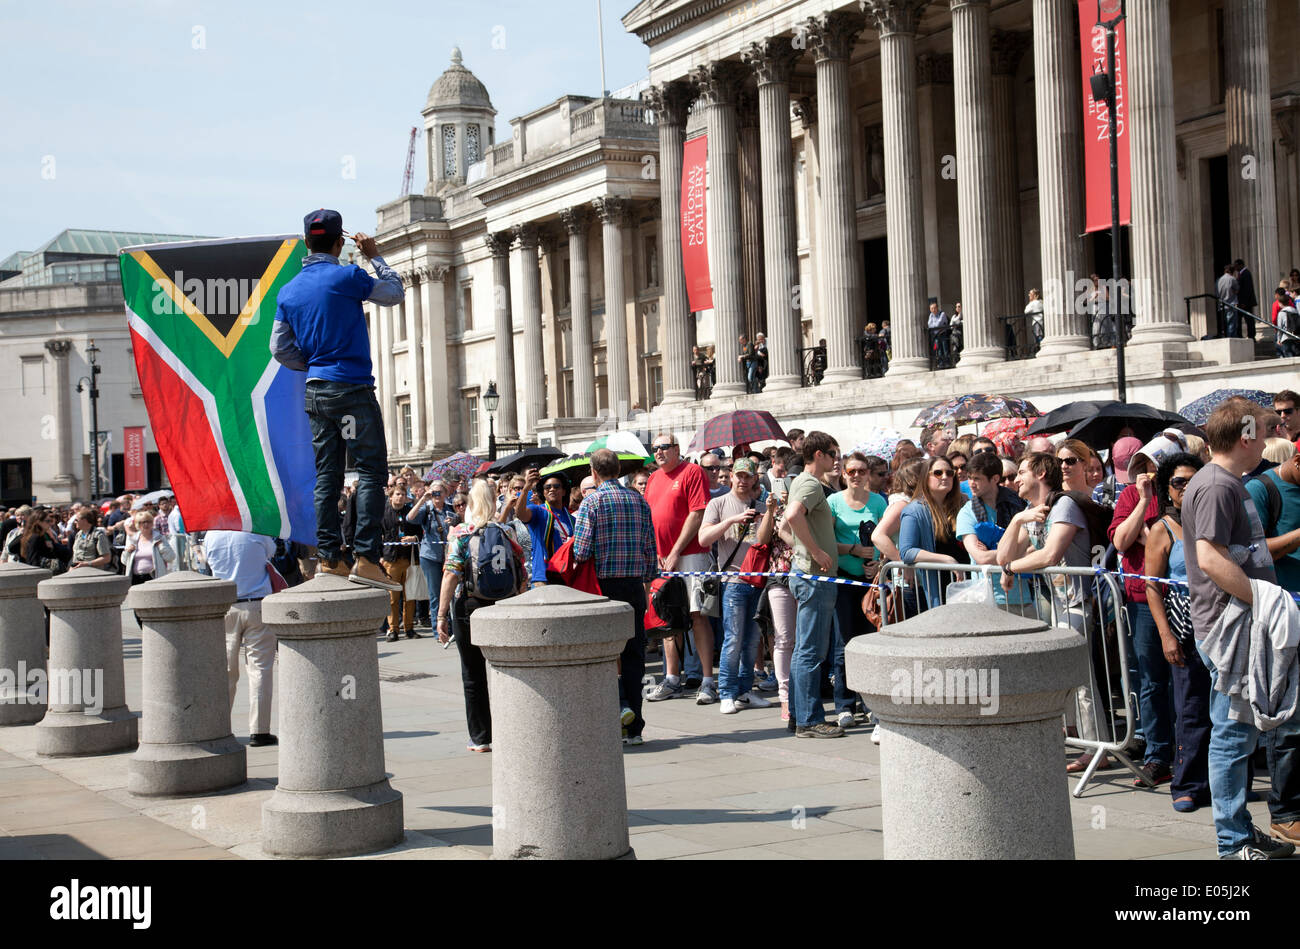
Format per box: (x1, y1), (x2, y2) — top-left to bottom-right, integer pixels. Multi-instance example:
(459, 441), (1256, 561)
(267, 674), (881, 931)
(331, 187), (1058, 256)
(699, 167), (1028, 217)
(350, 556), (402, 592)
(318, 559), (350, 579)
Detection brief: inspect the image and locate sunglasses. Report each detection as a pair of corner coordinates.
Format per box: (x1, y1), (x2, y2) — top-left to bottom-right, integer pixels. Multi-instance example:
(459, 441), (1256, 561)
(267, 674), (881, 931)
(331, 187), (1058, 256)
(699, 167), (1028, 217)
(1278, 407), (1296, 416)
(1169, 477), (1192, 490)
(844, 467), (868, 476)
(652, 443), (675, 452)
(931, 469), (954, 478)
(1059, 456), (1081, 466)
(543, 482), (565, 491)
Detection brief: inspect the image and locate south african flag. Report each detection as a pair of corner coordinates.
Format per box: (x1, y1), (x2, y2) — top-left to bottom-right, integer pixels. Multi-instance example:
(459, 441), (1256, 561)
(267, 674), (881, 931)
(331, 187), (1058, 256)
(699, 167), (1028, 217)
(119, 236), (317, 543)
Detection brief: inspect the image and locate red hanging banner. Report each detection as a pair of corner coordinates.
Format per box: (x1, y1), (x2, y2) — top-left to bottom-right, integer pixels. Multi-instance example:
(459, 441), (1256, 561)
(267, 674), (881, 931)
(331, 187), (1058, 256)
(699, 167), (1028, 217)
(680, 134), (712, 312)
(1079, 1), (1131, 233)
(124, 426), (146, 491)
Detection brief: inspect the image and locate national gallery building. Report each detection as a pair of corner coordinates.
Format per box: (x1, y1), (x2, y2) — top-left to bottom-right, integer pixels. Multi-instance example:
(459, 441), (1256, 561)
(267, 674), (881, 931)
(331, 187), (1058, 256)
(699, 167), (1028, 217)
(366, 0), (1300, 461)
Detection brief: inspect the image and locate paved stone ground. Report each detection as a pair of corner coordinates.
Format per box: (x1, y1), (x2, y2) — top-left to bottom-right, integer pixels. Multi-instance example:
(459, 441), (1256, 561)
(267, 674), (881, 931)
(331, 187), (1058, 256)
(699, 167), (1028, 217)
(0, 609), (1264, 860)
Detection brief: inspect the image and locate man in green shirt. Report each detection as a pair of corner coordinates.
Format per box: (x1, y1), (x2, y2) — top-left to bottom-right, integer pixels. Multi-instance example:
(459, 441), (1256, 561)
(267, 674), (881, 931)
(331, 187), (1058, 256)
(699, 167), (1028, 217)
(1246, 450), (1300, 593)
(784, 431), (844, 738)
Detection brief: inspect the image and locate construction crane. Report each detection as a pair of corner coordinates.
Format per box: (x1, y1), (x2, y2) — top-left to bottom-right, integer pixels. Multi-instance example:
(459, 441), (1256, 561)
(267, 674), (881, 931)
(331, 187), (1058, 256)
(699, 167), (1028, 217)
(399, 126), (417, 195)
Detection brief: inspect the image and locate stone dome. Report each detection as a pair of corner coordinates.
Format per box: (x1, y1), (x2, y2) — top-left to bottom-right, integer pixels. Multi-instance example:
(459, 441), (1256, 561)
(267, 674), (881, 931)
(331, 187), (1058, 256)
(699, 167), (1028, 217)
(425, 47), (494, 112)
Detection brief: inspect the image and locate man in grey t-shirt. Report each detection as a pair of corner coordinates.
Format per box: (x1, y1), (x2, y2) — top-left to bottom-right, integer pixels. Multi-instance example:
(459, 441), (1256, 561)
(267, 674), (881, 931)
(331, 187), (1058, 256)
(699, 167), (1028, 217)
(1183, 397), (1297, 859)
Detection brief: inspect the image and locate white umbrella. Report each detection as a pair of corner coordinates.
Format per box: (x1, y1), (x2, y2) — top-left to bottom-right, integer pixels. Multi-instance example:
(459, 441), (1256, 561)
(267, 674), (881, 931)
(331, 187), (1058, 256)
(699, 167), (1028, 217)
(131, 490), (174, 510)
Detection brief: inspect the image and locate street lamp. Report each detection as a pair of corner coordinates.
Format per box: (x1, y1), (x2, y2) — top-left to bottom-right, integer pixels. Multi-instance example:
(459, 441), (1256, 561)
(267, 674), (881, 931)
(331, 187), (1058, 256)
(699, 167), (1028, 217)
(75, 339), (103, 498)
(1092, 0), (1127, 401)
(483, 380), (500, 461)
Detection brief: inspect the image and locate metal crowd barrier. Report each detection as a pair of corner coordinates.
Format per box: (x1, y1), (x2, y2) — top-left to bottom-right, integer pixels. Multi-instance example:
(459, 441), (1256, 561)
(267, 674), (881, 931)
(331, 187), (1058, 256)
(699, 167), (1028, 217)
(873, 561), (1146, 798)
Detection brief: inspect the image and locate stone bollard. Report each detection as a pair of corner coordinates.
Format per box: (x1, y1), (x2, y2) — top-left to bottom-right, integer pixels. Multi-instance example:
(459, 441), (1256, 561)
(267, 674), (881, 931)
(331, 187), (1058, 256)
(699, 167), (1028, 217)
(125, 571), (246, 796)
(473, 586), (635, 860)
(846, 604), (1087, 860)
(0, 563), (52, 726)
(35, 567), (138, 757)
(259, 574), (403, 858)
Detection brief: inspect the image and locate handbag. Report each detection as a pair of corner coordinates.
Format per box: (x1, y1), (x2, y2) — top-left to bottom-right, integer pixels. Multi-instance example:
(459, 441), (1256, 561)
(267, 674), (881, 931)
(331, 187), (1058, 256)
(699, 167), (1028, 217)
(404, 549), (429, 600)
(738, 542), (771, 588)
(267, 563), (288, 594)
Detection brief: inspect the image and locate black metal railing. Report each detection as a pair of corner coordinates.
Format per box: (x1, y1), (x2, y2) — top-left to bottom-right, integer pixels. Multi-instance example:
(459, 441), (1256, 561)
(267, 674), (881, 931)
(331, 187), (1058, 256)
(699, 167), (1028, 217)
(999, 314), (1042, 361)
(798, 344), (826, 388)
(927, 327), (957, 371)
(1184, 293), (1299, 354)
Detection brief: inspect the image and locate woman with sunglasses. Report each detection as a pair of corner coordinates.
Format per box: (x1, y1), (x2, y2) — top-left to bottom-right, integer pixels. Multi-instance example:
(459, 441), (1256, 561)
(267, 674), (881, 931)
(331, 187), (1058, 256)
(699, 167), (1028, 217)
(1056, 439), (1095, 495)
(1143, 453), (1209, 812)
(514, 468), (574, 588)
(898, 456), (969, 612)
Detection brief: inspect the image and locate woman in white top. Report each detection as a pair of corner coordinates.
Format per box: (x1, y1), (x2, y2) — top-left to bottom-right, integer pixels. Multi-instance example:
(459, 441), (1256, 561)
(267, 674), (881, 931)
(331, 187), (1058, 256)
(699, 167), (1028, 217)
(1025, 288), (1045, 344)
(123, 510), (174, 585)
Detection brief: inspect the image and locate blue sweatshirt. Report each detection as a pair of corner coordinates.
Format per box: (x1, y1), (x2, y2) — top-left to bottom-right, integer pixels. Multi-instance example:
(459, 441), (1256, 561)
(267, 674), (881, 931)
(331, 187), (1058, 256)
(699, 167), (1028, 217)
(271, 253), (404, 385)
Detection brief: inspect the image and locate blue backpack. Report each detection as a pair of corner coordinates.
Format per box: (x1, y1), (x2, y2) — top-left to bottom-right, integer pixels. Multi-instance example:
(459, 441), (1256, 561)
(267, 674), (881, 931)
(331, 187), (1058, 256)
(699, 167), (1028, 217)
(463, 522), (525, 602)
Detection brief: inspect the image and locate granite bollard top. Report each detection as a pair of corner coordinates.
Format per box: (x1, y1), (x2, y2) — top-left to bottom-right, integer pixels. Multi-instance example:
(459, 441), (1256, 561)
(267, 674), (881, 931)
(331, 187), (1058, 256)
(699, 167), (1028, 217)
(37, 566), (130, 608)
(124, 569), (236, 613)
(472, 584), (633, 652)
(0, 562), (52, 594)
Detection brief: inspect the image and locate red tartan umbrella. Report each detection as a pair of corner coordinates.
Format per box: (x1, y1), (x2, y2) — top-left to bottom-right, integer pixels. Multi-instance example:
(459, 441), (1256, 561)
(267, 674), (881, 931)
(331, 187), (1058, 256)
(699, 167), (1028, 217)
(686, 410), (787, 453)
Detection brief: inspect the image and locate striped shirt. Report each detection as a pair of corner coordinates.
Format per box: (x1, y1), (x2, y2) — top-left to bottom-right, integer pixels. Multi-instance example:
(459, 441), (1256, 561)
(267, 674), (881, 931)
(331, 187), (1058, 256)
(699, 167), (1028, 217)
(573, 479), (657, 581)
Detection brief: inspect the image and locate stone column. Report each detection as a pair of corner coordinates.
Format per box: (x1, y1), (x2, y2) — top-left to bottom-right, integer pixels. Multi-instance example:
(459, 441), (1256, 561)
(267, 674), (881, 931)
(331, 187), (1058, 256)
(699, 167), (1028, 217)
(1033, 0), (1090, 355)
(0, 563), (51, 726)
(126, 571), (246, 796)
(737, 87), (766, 343)
(991, 31), (1030, 324)
(744, 38), (803, 390)
(376, 301), (396, 451)
(805, 12), (868, 383)
(948, 0), (1002, 365)
(35, 569), (137, 756)
(260, 575), (403, 858)
(1127, 0), (1192, 343)
(474, 586), (634, 860)
(485, 232), (521, 437)
(1226, 0), (1278, 344)
(863, 1), (933, 376)
(846, 604), (1087, 859)
(593, 196), (633, 416)
(645, 81), (698, 404)
(794, 96), (823, 347)
(44, 340), (74, 489)
(420, 266), (452, 451)
(693, 61), (749, 396)
(562, 207), (596, 417)
(404, 275), (426, 452)
(514, 223), (546, 434)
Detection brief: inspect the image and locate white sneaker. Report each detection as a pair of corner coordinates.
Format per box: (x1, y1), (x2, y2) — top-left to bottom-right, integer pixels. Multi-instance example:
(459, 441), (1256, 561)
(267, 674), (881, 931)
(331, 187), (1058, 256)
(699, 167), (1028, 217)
(743, 691), (773, 709)
(871, 725), (881, 745)
(696, 682), (718, 705)
(837, 710), (854, 729)
(720, 698), (739, 714)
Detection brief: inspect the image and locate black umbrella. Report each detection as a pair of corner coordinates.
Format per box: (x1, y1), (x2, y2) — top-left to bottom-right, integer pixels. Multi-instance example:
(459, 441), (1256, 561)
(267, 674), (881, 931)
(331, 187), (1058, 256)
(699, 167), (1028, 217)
(1064, 403), (1192, 451)
(1025, 400), (1114, 436)
(485, 445), (565, 475)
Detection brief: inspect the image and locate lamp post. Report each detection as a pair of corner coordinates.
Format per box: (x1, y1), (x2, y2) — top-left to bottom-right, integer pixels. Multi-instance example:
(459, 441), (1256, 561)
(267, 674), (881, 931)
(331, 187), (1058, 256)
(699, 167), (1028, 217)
(75, 339), (103, 498)
(1091, 0), (1127, 402)
(484, 380), (500, 461)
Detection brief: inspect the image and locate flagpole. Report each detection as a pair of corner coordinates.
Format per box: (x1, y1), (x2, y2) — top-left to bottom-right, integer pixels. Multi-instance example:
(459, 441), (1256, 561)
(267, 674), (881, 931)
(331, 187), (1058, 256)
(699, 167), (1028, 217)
(597, 0), (608, 97)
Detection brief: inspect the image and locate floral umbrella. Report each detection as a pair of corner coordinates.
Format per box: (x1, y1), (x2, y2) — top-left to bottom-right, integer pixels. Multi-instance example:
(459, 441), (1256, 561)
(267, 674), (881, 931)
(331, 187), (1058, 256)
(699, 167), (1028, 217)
(424, 451), (483, 483)
(1176, 388), (1274, 427)
(851, 429), (904, 460)
(979, 417), (1032, 457)
(913, 393), (1040, 429)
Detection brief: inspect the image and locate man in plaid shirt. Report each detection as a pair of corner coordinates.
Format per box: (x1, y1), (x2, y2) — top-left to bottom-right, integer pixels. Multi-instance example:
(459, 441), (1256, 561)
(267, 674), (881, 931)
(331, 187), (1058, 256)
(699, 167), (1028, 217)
(573, 449), (657, 746)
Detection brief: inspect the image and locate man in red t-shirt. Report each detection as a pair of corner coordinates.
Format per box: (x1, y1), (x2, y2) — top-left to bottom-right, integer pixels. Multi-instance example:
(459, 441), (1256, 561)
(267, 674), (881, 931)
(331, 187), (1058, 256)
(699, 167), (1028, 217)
(644, 433), (719, 704)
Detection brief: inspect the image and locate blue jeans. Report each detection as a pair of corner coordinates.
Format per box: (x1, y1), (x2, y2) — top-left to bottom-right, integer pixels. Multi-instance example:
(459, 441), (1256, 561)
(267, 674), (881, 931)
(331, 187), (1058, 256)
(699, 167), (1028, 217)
(305, 381), (388, 564)
(789, 576), (838, 727)
(719, 582), (761, 700)
(421, 557), (444, 624)
(1196, 643), (1300, 854)
(1127, 601), (1174, 764)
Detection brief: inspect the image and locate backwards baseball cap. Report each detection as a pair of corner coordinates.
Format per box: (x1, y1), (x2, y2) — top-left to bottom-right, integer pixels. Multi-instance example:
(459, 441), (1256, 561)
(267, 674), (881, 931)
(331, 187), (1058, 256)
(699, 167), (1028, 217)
(304, 208), (343, 241)
(1110, 436), (1144, 483)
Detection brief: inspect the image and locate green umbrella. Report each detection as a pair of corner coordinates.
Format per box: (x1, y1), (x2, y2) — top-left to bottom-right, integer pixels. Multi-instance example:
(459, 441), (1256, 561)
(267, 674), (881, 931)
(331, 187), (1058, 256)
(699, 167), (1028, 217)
(541, 452), (650, 479)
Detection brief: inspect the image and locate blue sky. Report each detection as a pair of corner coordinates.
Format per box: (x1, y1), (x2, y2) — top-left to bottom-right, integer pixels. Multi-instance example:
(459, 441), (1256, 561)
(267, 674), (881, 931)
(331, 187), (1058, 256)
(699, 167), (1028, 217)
(0, 0), (650, 255)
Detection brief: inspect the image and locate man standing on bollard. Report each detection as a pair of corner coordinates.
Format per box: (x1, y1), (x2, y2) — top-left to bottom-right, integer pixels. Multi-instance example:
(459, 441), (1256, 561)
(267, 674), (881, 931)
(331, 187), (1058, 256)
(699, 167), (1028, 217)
(271, 208), (404, 592)
(204, 529), (279, 747)
(572, 449), (658, 747)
